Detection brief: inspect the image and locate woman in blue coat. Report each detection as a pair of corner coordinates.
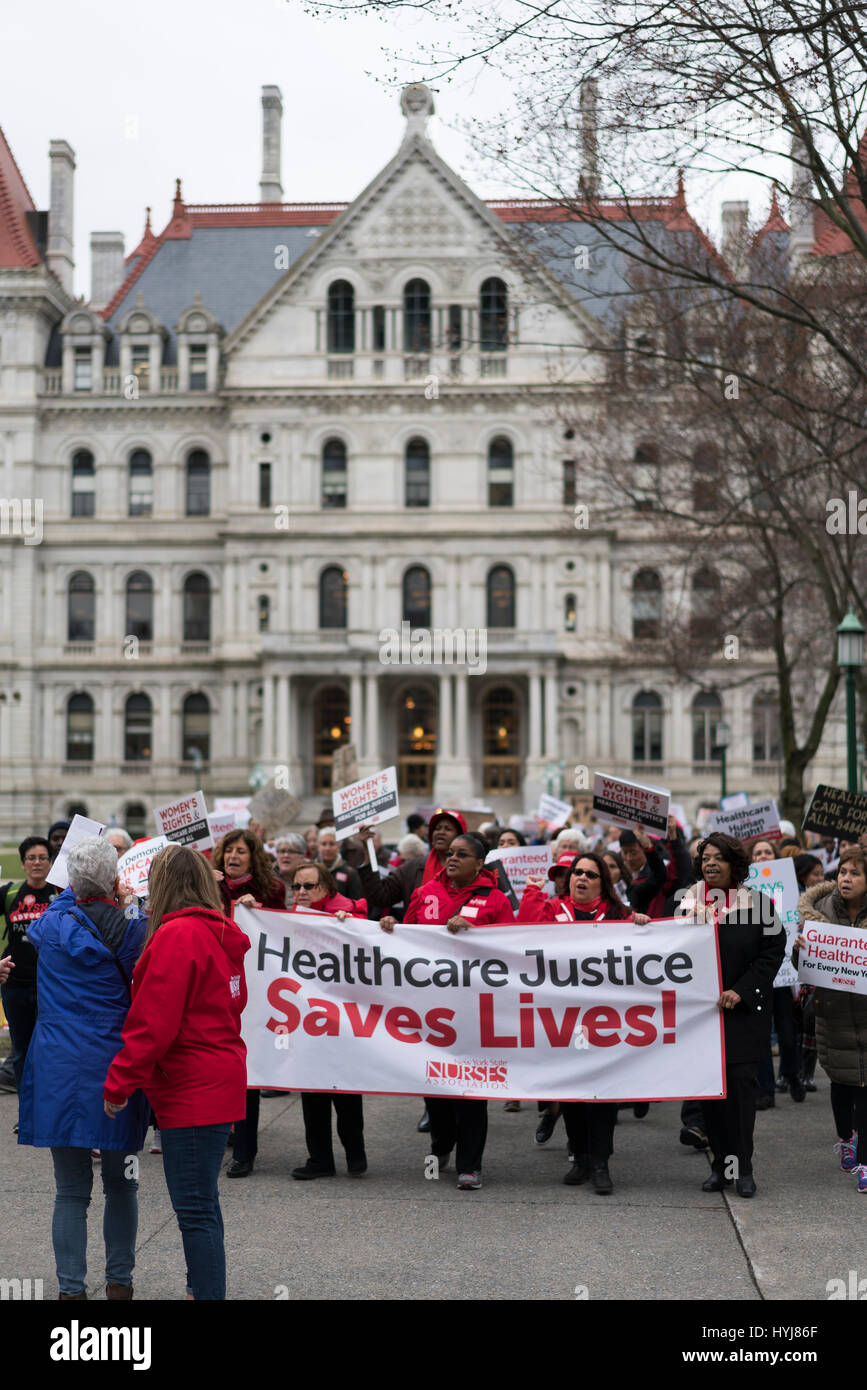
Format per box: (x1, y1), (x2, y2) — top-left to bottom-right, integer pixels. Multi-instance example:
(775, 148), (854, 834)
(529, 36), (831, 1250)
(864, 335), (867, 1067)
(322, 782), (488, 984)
(17, 835), (149, 1300)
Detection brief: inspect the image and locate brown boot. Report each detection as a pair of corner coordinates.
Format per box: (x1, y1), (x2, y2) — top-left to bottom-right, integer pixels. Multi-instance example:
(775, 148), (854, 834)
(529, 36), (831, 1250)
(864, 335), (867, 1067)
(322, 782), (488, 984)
(58, 1290), (87, 1300)
(106, 1283), (133, 1300)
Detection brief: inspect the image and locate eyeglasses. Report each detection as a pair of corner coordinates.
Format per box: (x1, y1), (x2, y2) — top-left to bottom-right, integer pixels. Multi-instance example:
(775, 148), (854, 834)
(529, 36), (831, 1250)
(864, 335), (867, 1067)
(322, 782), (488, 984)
(293, 881), (318, 891)
(572, 868), (600, 879)
(24, 855), (50, 865)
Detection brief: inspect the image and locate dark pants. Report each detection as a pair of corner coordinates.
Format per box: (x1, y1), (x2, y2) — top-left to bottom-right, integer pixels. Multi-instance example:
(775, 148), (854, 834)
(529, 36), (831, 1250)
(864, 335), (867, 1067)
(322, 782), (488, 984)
(231, 1089), (260, 1163)
(301, 1092), (365, 1170)
(161, 1123), (232, 1300)
(680, 1099), (705, 1129)
(426, 1097), (488, 1174)
(757, 988), (800, 1094)
(830, 1082), (867, 1165)
(703, 1062), (758, 1178)
(562, 1101), (618, 1161)
(1, 981), (37, 1091)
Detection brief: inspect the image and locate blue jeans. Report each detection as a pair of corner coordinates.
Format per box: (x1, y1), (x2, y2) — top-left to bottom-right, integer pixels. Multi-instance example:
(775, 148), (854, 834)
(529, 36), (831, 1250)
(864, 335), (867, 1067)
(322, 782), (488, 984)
(1, 981), (37, 1091)
(160, 1124), (231, 1300)
(51, 1147), (139, 1295)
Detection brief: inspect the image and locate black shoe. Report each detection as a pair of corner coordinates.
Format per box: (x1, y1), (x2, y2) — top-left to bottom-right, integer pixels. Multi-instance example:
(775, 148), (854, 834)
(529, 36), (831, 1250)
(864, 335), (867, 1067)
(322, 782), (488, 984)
(788, 1075), (806, 1102)
(347, 1156), (368, 1177)
(775, 1076), (789, 1093)
(632, 1102), (650, 1119)
(431, 1151), (451, 1172)
(590, 1160), (613, 1195)
(701, 1172), (733, 1192)
(260, 1090), (287, 1098)
(563, 1157), (591, 1186)
(755, 1093), (775, 1111)
(226, 1159), (254, 1178)
(735, 1175), (756, 1197)
(417, 1110), (431, 1133)
(679, 1125), (709, 1150)
(291, 1162), (336, 1180)
(803, 1078), (817, 1093)
(534, 1110), (558, 1145)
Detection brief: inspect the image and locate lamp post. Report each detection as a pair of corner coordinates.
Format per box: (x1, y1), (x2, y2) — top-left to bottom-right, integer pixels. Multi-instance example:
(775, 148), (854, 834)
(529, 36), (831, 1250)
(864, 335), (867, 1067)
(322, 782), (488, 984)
(714, 719), (731, 801)
(837, 610), (865, 792)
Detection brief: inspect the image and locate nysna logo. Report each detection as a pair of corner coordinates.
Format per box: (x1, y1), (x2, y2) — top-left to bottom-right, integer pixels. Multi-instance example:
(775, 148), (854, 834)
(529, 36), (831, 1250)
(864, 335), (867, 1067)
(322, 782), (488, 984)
(426, 1060), (509, 1087)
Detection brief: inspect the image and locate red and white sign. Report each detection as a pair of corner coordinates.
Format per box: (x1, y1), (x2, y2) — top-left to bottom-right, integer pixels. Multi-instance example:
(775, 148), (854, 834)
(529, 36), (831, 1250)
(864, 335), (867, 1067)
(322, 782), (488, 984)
(117, 836), (170, 898)
(237, 908), (725, 1101)
(207, 811), (237, 845)
(592, 773), (670, 835)
(332, 766), (399, 842)
(710, 798), (781, 846)
(154, 790), (212, 851)
(485, 844), (553, 901)
(537, 793), (572, 827)
(214, 797), (251, 829)
(797, 920), (867, 996)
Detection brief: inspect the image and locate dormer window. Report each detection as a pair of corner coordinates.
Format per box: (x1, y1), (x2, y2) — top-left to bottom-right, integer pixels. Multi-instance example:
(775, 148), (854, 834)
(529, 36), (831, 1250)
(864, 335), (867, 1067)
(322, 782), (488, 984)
(131, 344), (150, 391)
(189, 345), (208, 390)
(60, 308), (110, 395)
(73, 347), (92, 391)
(175, 297), (222, 392)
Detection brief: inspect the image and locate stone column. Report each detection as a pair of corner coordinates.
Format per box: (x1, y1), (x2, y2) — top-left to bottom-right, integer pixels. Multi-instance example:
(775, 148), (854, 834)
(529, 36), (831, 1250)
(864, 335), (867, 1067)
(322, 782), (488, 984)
(544, 665), (558, 760)
(350, 673), (363, 756)
(439, 672), (453, 762)
(276, 673), (290, 768)
(529, 672), (542, 760)
(365, 672), (379, 766)
(454, 671), (469, 763)
(262, 673), (275, 762)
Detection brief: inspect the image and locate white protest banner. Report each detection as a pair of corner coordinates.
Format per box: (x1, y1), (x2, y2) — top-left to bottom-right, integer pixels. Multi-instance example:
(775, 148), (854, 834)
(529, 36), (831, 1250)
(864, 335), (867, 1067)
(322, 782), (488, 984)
(207, 811), (237, 845)
(485, 844), (553, 901)
(592, 773), (670, 835)
(247, 780), (302, 838)
(332, 766), (399, 842)
(537, 792), (572, 826)
(116, 836), (170, 898)
(797, 920), (867, 997)
(710, 798), (781, 846)
(747, 858), (800, 988)
(214, 797), (251, 829)
(238, 908), (725, 1102)
(154, 790), (212, 851)
(720, 791), (750, 811)
(669, 803), (692, 839)
(47, 815), (106, 889)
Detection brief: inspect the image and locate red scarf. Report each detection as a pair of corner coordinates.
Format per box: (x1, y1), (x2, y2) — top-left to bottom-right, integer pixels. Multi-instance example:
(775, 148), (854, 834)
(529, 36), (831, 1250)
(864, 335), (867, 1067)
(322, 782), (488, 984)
(422, 849), (447, 884)
(225, 872), (253, 888)
(698, 881), (737, 926)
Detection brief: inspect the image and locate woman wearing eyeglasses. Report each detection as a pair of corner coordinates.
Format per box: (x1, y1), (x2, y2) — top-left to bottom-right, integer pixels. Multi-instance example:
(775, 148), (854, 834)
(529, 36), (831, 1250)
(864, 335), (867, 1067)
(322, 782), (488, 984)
(0, 837), (60, 1113)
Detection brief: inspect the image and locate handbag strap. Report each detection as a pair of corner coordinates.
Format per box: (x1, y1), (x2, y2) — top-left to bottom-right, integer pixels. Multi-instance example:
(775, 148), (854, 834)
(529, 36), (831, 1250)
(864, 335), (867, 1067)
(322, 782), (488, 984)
(69, 908), (132, 1002)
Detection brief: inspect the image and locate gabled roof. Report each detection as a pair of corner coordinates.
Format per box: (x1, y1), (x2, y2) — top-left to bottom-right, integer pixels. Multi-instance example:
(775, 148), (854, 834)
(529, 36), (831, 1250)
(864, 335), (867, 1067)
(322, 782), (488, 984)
(810, 128), (867, 257)
(0, 125), (41, 268)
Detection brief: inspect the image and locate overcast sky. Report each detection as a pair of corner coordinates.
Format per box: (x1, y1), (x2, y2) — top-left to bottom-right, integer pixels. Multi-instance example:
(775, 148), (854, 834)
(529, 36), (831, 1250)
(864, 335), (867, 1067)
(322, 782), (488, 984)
(3, 0), (775, 299)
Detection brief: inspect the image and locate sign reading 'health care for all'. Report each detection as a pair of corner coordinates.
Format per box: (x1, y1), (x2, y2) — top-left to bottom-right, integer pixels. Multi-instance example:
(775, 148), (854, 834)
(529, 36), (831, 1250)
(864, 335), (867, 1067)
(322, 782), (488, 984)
(802, 784), (867, 842)
(116, 836), (170, 898)
(332, 766), (399, 842)
(153, 790), (212, 852)
(237, 907), (725, 1102)
(592, 773), (670, 835)
(710, 798), (781, 846)
(746, 857), (801, 989)
(797, 920), (867, 997)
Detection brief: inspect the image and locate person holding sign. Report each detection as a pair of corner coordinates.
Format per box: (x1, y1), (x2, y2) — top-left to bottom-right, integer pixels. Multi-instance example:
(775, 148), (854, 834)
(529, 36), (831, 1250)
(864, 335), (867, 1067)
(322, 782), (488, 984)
(677, 833), (785, 1198)
(0, 837), (59, 1107)
(793, 847), (867, 1192)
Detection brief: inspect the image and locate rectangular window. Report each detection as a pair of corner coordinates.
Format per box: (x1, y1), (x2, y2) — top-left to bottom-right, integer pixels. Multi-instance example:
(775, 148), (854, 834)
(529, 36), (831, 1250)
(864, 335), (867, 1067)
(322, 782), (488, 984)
(73, 347), (92, 391)
(189, 345), (208, 391)
(372, 306), (386, 352)
(563, 459), (576, 508)
(447, 304), (462, 352)
(72, 479), (95, 518)
(131, 344), (150, 392)
(259, 462), (272, 509)
(129, 474), (153, 517)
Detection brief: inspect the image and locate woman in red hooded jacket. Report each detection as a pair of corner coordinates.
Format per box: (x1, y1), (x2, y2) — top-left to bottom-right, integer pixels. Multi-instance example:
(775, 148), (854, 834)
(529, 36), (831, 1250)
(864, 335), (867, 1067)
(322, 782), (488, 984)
(382, 833), (514, 1191)
(103, 844), (248, 1300)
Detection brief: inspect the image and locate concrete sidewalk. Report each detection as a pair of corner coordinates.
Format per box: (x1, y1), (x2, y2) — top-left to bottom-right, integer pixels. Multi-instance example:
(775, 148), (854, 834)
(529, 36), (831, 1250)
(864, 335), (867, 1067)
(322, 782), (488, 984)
(0, 1083), (861, 1300)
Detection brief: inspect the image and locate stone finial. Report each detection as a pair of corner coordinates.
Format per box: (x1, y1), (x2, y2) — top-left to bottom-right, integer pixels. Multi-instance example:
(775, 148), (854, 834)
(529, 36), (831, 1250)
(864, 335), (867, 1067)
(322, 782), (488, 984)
(400, 84), (435, 141)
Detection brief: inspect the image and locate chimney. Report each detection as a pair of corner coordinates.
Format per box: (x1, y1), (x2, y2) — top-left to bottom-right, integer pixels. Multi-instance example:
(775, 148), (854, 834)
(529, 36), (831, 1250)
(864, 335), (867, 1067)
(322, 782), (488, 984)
(580, 80), (600, 199)
(789, 133), (814, 268)
(90, 231), (126, 309)
(721, 200), (749, 277)
(47, 139), (76, 292)
(259, 85), (283, 202)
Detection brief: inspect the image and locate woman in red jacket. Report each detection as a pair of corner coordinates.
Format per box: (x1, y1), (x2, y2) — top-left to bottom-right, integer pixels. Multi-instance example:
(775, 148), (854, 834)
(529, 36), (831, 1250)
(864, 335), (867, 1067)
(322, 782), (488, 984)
(103, 844), (248, 1300)
(383, 833), (514, 1191)
(288, 862), (367, 919)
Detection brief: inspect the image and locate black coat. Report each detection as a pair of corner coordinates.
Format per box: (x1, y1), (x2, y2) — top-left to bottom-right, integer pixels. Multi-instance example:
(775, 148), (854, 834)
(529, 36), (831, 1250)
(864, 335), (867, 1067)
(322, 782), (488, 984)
(626, 848), (667, 916)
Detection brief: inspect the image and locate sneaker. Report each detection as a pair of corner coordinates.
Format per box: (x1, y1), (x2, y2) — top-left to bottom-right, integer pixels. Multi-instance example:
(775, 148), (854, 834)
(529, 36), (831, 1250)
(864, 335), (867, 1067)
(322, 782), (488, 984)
(679, 1125), (709, 1150)
(835, 1133), (859, 1172)
(503, 1100), (521, 1112)
(534, 1110), (558, 1145)
(149, 1130), (162, 1154)
(457, 1171), (482, 1190)
(857, 1165), (867, 1193)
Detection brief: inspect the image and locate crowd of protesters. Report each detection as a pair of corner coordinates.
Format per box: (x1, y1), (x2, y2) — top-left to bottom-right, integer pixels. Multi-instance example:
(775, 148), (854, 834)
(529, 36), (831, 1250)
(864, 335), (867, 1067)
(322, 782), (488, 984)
(2, 797), (866, 1299)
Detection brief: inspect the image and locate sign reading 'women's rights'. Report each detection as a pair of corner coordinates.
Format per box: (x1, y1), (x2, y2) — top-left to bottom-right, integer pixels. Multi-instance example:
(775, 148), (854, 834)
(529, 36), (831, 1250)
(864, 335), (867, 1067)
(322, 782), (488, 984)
(797, 920), (867, 996)
(592, 773), (670, 835)
(332, 766), (399, 841)
(236, 907), (725, 1102)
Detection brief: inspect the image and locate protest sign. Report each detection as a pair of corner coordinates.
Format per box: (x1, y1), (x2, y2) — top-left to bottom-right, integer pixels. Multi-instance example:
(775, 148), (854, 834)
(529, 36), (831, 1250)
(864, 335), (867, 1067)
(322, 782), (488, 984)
(746, 858), (800, 988)
(154, 790), (212, 851)
(710, 798), (781, 846)
(207, 811), (237, 845)
(247, 780), (302, 838)
(509, 814), (541, 839)
(797, 920), (867, 997)
(720, 791), (750, 811)
(332, 743), (358, 791)
(47, 815), (106, 889)
(592, 773), (670, 835)
(116, 836), (170, 898)
(332, 766), (399, 842)
(485, 844), (553, 902)
(460, 809), (495, 833)
(803, 785), (867, 842)
(537, 793), (572, 826)
(238, 908), (725, 1102)
(214, 797), (251, 829)
(669, 803), (692, 839)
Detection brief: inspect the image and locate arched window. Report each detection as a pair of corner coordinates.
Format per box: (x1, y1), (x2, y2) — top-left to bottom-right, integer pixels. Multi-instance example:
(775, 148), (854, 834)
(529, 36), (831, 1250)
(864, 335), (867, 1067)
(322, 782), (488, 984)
(692, 444), (718, 513)
(403, 278), (431, 353)
(564, 592), (577, 632)
(124, 693), (152, 762)
(327, 280), (355, 354)
(319, 566), (348, 628)
(692, 691), (723, 763)
(488, 436), (514, 507)
(632, 443), (658, 511)
(403, 566), (431, 628)
(398, 685), (437, 793)
(71, 449), (95, 517)
(182, 693), (210, 763)
(66, 693), (94, 762)
(124, 802), (147, 838)
(632, 690), (663, 763)
(125, 571), (153, 642)
(322, 438), (347, 509)
(480, 277), (508, 352)
(66, 800), (89, 818)
(186, 449), (211, 516)
(632, 333), (657, 387)
(487, 565), (515, 628)
(313, 684), (350, 792)
(482, 686), (520, 793)
(183, 572), (211, 642)
(405, 438), (430, 507)
(128, 449), (153, 516)
(752, 692), (782, 762)
(691, 567), (721, 638)
(632, 569), (662, 640)
(68, 571), (95, 642)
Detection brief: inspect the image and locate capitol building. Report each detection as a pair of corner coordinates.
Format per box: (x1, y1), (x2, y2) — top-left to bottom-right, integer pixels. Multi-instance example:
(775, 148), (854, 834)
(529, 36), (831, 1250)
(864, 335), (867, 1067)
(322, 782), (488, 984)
(0, 83), (847, 837)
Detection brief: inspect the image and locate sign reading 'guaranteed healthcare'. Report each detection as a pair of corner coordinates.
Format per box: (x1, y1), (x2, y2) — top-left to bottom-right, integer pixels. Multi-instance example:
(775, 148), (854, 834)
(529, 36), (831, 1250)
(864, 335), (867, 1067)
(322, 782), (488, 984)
(236, 908), (725, 1102)
(797, 920), (867, 997)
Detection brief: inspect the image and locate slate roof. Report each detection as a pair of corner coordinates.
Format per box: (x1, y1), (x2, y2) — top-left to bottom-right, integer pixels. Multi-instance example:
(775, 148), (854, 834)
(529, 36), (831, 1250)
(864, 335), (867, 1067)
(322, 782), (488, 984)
(0, 125), (41, 268)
